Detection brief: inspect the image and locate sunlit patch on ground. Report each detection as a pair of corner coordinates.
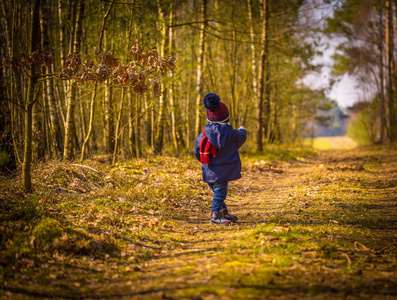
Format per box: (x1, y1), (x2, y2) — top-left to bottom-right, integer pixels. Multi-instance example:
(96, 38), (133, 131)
(303, 136), (358, 150)
(1, 146), (396, 299)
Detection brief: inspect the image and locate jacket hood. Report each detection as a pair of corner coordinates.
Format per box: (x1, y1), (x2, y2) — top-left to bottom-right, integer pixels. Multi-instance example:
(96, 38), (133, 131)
(204, 123), (233, 149)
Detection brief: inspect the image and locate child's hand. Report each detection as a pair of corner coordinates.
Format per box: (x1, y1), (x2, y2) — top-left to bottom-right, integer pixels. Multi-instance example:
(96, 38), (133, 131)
(238, 126), (246, 130)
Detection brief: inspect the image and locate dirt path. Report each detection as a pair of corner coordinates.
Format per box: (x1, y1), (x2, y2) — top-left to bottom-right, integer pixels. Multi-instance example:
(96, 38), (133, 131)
(94, 150), (397, 299)
(89, 160), (301, 299)
(2, 149), (397, 299)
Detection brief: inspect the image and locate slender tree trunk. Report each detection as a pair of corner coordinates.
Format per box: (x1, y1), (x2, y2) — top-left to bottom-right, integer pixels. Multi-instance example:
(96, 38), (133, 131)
(128, 89), (135, 157)
(63, 0), (84, 160)
(291, 102), (297, 143)
(22, 0), (41, 191)
(64, 84), (76, 159)
(263, 2), (271, 144)
(393, 1), (397, 141)
(134, 94), (141, 158)
(0, 1), (13, 60)
(144, 95), (152, 147)
(80, 0), (114, 161)
(154, 0), (168, 154)
(185, 67), (193, 149)
(103, 22), (115, 154)
(194, 0), (207, 137)
(386, 0), (392, 141)
(68, 1), (77, 55)
(42, 88), (50, 156)
(125, 2), (137, 157)
(78, 89), (87, 140)
(230, 0), (238, 128)
(128, 93), (141, 158)
(104, 80), (115, 154)
(376, 6), (386, 144)
(57, 0), (68, 127)
(386, 0), (396, 142)
(247, 0), (258, 100)
(112, 88), (124, 165)
(0, 66), (16, 173)
(270, 61), (280, 143)
(80, 85), (97, 161)
(41, 0), (63, 158)
(168, 5), (178, 150)
(32, 86), (45, 160)
(99, 0), (114, 53)
(257, 0), (268, 151)
(2, 0), (24, 159)
(58, 0), (67, 67)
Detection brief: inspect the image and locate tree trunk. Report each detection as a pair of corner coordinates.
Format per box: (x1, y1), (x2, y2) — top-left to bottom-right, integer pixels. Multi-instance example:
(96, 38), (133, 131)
(58, 0), (67, 67)
(79, 89), (87, 141)
(263, 1), (271, 144)
(80, 85), (96, 161)
(154, 0), (168, 154)
(57, 0), (68, 131)
(1, 0), (24, 158)
(0, 66), (16, 173)
(386, 0), (396, 142)
(393, 1), (397, 142)
(194, 0), (207, 138)
(80, 0), (114, 161)
(229, 0), (238, 128)
(134, 94), (141, 158)
(168, 5), (179, 150)
(128, 89), (135, 157)
(104, 80), (115, 154)
(103, 20), (115, 154)
(185, 64), (193, 149)
(41, 0), (63, 158)
(0, 1), (13, 60)
(99, 0), (114, 53)
(32, 87), (45, 160)
(64, 84), (76, 159)
(257, 0), (269, 152)
(247, 0), (258, 100)
(0, 1), (17, 172)
(144, 95), (152, 147)
(376, 5), (386, 144)
(112, 88), (124, 165)
(270, 61), (280, 143)
(63, 0), (84, 160)
(22, 0), (41, 191)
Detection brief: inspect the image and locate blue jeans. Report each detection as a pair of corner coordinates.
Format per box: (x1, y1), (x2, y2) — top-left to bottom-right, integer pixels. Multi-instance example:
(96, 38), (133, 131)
(208, 182), (228, 212)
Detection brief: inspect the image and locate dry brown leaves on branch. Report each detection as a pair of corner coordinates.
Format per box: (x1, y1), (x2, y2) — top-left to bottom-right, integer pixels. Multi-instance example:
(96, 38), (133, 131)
(56, 42), (176, 96)
(1, 49), (53, 72)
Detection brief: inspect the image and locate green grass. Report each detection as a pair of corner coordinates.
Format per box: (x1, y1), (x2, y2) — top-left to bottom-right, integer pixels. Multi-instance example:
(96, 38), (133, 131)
(242, 144), (316, 166)
(346, 109), (372, 146)
(303, 136), (358, 150)
(0, 148), (396, 299)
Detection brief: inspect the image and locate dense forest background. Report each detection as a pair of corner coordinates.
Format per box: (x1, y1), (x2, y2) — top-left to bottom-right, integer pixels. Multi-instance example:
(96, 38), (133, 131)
(1, 0), (397, 190)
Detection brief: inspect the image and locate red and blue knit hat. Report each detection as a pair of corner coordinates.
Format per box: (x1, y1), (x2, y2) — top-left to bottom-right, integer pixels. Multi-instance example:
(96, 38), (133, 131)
(203, 93), (230, 123)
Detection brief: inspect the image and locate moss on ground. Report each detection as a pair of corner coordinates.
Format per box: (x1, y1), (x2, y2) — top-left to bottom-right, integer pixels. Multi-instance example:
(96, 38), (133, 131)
(0, 146), (396, 299)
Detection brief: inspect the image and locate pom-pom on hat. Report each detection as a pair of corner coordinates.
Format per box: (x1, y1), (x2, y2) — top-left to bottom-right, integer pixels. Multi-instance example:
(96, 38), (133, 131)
(203, 93), (230, 123)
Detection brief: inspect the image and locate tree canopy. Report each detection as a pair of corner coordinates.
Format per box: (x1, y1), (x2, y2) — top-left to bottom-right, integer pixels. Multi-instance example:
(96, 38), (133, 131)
(1, 0), (396, 187)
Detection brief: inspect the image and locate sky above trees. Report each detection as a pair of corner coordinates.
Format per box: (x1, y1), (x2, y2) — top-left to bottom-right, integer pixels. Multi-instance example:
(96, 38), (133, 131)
(300, 0), (365, 109)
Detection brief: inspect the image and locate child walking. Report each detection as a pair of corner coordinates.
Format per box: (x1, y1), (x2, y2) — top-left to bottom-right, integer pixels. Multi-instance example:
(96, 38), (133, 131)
(194, 93), (247, 225)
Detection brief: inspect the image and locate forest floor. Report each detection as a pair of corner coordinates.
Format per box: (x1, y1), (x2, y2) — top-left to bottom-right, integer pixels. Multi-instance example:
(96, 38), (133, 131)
(1, 146), (397, 299)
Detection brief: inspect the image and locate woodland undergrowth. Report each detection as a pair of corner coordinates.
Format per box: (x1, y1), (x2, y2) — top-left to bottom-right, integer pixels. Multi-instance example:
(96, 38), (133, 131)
(0, 146), (397, 299)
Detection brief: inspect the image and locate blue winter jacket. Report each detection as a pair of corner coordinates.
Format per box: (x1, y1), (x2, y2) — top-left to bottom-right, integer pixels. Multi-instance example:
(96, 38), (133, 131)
(194, 123), (247, 183)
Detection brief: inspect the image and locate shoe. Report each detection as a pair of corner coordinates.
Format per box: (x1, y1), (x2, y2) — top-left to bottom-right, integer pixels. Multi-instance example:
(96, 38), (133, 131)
(210, 211), (231, 226)
(220, 208), (238, 222)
